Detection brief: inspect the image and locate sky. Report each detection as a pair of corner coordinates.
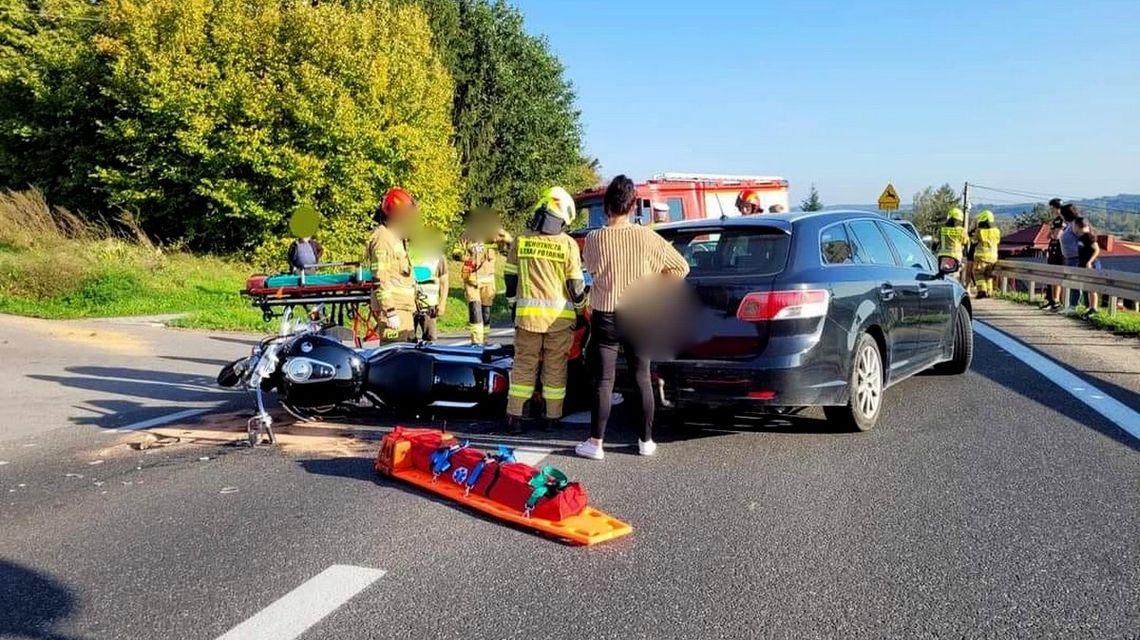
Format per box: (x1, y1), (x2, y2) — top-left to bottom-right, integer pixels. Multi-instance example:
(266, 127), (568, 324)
(513, 0), (1140, 206)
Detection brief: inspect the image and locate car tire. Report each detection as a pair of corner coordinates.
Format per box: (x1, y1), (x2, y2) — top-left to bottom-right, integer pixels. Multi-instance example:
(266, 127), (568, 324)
(824, 333), (883, 432)
(932, 304), (973, 375)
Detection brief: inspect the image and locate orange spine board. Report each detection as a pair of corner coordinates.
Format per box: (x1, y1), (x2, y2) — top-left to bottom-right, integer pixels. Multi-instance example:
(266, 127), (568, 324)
(382, 466), (632, 546)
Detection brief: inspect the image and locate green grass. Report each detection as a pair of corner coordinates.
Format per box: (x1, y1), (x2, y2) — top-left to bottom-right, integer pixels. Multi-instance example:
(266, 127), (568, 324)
(0, 188), (512, 335)
(0, 240), (501, 335)
(993, 291), (1140, 337)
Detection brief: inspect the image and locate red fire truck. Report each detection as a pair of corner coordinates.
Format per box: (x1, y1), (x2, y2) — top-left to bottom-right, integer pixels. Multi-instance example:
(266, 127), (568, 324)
(573, 172), (790, 229)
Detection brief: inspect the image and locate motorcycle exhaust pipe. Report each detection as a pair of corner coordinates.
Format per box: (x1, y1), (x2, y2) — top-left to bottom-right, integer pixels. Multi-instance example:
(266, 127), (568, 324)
(655, 377), (673, 408)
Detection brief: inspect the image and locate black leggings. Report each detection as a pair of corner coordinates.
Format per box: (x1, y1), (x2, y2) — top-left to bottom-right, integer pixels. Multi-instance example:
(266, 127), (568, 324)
(589, 311), (654, 442)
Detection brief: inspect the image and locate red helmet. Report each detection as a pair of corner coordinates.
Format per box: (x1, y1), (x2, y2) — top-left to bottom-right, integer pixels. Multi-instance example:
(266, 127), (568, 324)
(380, 187), (417, 219)
(736, 189), (762, 212)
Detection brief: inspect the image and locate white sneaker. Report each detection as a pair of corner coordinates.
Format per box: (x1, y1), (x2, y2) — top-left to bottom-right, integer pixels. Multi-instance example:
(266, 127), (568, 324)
(575, 440), (604, 460)
(611, 392), (624, 406)
(638, 439), (657, 457)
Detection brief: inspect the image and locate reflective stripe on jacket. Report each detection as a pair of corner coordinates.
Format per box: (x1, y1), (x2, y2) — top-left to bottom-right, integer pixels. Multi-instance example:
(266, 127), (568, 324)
(507, 232), (584, 333)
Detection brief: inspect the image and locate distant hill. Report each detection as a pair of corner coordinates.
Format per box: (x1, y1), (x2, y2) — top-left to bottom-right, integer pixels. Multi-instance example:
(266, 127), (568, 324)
(818, 194), (1140, 218)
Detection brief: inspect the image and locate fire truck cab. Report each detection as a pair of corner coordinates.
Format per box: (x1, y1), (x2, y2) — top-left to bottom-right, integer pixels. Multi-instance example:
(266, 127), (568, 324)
(573, 172), (790, 229)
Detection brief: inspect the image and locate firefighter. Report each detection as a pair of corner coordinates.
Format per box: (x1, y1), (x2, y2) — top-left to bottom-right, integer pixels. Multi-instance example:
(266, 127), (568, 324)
(408, 229), (448, 342)
(503, 186), (586, 434)
(971, 209), (1001, 298)
(458, 221), (499, 344)
(648, 201), (670, 228)
(736, 189), (763, 215)
(365, 187), (419, 342)
(938, 207), (968, 280)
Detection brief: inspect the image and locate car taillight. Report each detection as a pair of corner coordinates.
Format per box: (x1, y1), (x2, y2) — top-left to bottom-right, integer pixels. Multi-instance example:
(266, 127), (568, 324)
(736, 289), (830, 322)
(490, 371), (508, 395)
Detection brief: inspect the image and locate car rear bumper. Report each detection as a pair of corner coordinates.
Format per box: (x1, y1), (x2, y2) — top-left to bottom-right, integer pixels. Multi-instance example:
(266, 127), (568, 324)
(654, 356), (847, 408)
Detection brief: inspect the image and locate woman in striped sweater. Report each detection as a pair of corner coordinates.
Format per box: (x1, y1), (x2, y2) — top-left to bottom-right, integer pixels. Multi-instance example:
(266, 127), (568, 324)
(576, 175), (690, 460)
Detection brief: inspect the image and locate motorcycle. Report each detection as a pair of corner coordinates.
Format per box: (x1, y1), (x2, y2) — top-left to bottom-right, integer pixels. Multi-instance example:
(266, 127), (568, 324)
(217, 307), (517, 445)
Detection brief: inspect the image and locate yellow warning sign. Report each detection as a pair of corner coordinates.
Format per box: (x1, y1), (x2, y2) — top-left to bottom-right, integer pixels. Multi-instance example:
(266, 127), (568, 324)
(878, 183), (901, 211)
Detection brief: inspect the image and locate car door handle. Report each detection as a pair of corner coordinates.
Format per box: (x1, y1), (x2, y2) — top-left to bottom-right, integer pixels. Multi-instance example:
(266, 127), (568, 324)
(917, 283), (929, 299)
(879, 284), (895, 301)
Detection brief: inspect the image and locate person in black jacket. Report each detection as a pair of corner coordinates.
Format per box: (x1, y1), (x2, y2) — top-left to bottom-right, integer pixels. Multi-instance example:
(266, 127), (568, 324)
(288, 236), (323, 274)
(1041, 215), (1065, 309)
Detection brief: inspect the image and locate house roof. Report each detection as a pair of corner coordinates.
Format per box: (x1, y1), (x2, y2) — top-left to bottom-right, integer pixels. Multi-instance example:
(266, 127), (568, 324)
(1002, 224), (1051, 248)
(1102, 239), (1140, 257)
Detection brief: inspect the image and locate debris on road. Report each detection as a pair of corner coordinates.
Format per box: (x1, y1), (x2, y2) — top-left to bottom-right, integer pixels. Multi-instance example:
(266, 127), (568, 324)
(88, 460), (104, 466)
(219, 486), (239, 494)
(64, 473), (84, 479)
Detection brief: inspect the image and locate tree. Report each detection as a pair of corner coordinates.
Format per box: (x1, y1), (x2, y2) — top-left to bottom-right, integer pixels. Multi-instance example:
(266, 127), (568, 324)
(800, 184), (824, 211)
(1013, 203), (1054, 230)
(0, 0), (461, 255)
(906, 183), (959, 239)
(416, 0), (596, 229)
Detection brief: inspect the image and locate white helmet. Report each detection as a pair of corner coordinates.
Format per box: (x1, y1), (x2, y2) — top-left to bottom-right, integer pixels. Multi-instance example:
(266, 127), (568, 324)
(536, 186), (576, 226)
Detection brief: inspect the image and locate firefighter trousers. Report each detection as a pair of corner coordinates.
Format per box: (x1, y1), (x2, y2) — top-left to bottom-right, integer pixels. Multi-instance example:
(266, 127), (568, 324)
(467, 302), (493, 344)
(370, 300), (415, 343)
(508, 327), (573, 419)
(974, 259), (996, 294)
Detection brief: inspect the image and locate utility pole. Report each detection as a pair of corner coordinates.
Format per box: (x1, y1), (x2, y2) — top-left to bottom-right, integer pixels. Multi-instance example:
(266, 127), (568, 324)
(961, 182), (971, 233)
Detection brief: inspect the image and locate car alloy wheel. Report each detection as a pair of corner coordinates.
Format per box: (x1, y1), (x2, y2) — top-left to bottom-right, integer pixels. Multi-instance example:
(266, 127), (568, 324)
(853, 341), (882, 420)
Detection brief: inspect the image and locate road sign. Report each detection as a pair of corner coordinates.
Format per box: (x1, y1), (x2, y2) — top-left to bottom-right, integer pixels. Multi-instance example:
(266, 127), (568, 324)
(878, 183), (901, 211)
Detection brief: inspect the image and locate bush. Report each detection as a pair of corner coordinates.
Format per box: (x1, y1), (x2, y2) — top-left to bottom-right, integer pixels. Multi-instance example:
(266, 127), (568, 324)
(0, 0), (461, 253)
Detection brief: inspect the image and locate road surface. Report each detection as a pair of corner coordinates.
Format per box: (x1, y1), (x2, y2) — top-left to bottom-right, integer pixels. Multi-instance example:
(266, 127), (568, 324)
(1, 303), (1137, 639)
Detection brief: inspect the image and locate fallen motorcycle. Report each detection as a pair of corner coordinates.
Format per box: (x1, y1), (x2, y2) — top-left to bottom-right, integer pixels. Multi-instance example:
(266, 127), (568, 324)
(217, 308), (592, 445)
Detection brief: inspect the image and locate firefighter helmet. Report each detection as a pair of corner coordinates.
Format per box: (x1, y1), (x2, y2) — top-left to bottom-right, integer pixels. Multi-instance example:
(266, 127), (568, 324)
(535, 186), (576, 226)
(736, 189), (762, 213)
(380, 187), (417, 219)
(976, 209), (995, 224)
(947, 207), (964, 222)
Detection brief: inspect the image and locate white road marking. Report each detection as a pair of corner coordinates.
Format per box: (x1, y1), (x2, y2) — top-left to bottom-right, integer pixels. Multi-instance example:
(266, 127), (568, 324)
(116, 408), (212, 432)
(974, 321), (1140, 441)
(215, 565), (385, 640)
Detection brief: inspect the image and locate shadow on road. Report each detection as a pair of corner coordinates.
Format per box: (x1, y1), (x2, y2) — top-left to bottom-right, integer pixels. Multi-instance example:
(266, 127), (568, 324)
(158, 355), (234, 368)
(0, 560), (85, 640)
(971, 338), (1140, 452)
(26, 365), (236, 428)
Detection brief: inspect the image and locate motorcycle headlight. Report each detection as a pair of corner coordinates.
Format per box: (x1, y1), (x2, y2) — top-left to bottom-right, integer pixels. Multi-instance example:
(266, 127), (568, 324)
(284, 358), (314, 383)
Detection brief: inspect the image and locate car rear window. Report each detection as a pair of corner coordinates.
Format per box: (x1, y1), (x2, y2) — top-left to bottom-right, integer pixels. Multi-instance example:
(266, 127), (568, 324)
(660, 227), (790, 276)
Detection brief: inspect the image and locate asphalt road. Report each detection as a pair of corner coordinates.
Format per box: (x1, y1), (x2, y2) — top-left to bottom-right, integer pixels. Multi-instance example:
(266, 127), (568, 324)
(1, 310), (1138, 639)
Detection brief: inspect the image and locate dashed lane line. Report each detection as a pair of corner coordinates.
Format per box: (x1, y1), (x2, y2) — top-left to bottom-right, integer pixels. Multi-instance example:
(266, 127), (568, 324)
(215, 565), (385, 640)
(974, 320), (1140, 442)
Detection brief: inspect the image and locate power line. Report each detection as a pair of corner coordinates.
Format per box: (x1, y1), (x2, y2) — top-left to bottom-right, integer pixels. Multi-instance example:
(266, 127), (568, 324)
(968, 183), (1140, 216)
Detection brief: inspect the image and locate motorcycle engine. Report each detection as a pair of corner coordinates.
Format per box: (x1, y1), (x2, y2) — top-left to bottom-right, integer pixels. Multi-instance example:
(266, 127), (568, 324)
(278, 336), (366, 408)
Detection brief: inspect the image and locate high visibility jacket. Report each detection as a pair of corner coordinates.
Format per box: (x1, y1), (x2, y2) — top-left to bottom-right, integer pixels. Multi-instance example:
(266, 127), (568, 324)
(410, 254), (445, 308)
(972, 227), (1001, 263)
(505, 231), (584, 333)
(365, 224), (416, 314)
(938, 226), (967, 259)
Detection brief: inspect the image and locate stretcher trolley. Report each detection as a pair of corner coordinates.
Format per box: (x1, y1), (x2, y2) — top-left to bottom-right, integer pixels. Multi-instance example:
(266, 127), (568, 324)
(242, 262), (440, 346)
(242, 262), (382, 346)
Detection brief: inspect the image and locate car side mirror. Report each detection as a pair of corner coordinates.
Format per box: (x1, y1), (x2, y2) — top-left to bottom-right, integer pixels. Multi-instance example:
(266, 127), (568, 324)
(938, 255), (960, 276)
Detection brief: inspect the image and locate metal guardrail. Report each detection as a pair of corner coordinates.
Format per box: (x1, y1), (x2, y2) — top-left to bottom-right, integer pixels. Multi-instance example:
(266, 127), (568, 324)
(991, 260), (1140, 315)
